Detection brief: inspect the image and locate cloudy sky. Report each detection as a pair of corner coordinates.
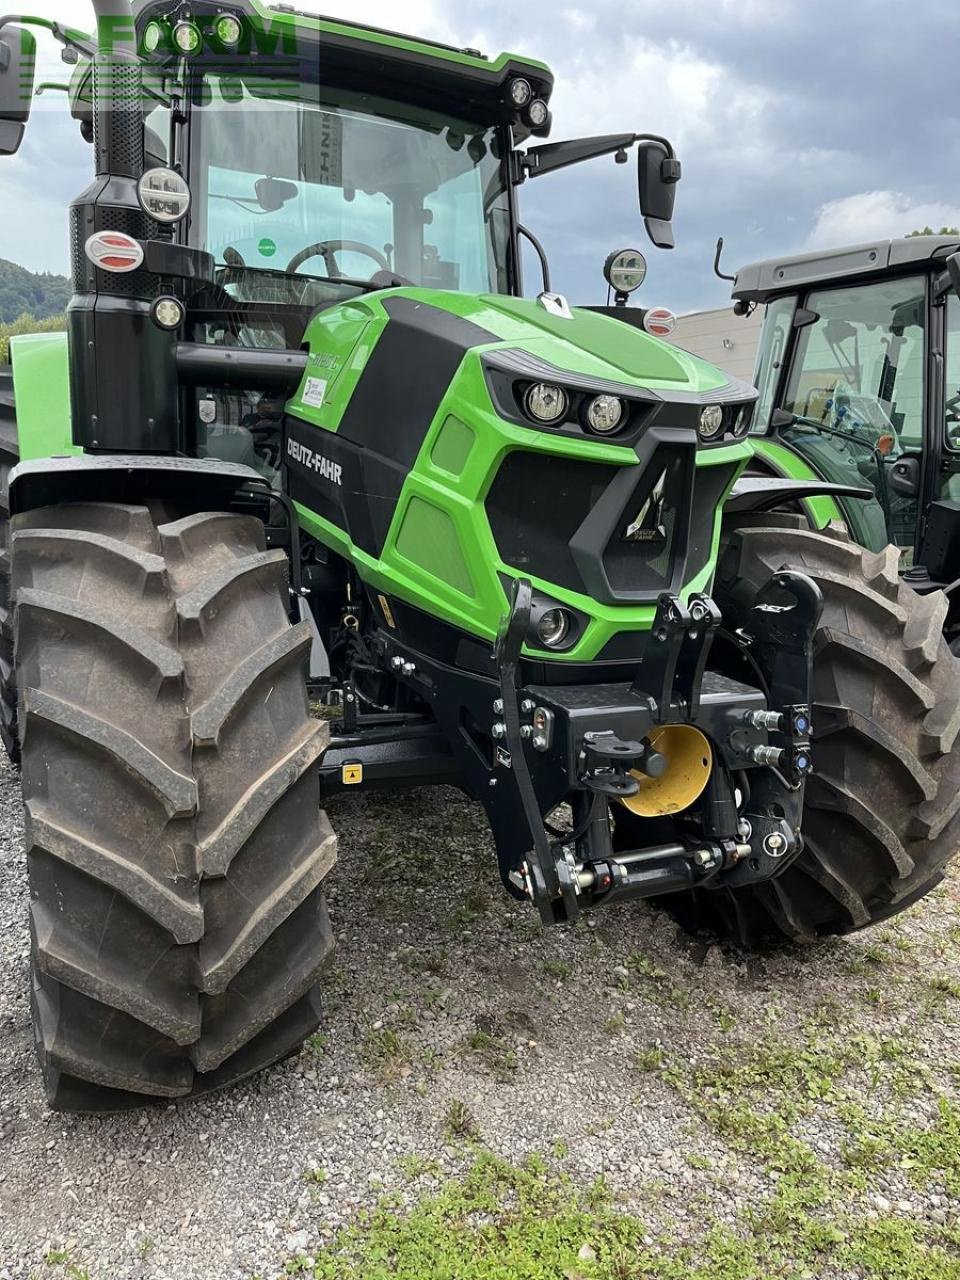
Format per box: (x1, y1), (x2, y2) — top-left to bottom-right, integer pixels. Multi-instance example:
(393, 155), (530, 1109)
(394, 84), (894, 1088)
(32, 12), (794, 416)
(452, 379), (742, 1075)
(7, 0), (960, 312)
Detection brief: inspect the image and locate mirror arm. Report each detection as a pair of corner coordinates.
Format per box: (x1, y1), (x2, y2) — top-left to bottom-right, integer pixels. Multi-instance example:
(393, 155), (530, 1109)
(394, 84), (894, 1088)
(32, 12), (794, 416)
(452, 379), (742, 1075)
(520, 132), (639, 180)
(517, 224), (551, 293)
(714, 236), (736, 283)
(521, 130), (677, 182)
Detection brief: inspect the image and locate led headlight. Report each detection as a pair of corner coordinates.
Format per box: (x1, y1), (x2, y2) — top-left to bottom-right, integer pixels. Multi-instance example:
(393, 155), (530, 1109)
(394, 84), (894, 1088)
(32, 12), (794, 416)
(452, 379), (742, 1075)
(142, 19), (164, 53)
(537, 608), (572, 649)
(524, 382), (568, 425)
(698, 405), (725, 441)
(173, 19), (202, 54)
(604, 248), (647, 296)
(509, 77), (532, 107)
(731, 407), (751, 439)
(526, 99), (550, 128)
(151, 296), (184, 331)
(214, 12), (243, 45)
(585, 394), (626, 434)
(138, 167), (191, 224)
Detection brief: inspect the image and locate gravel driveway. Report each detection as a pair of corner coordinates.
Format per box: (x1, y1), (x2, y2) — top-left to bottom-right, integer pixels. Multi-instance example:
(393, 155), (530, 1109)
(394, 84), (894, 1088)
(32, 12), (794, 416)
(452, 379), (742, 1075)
(1, 758), (959, 1278)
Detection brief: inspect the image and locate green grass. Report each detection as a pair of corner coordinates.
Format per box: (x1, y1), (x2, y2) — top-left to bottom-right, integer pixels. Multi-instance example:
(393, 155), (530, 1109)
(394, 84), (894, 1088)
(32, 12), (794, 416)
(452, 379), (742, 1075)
(361, 1028), (413, 1081)
(292, 1151), (960, 1280)
(463, 1029), (518, 1078)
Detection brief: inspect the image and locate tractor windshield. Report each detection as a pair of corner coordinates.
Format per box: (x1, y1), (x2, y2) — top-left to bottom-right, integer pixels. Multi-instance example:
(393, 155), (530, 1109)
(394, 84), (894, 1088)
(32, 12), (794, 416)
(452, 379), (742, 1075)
(190, 75), (514, 303)
(756, 275), (927, 552)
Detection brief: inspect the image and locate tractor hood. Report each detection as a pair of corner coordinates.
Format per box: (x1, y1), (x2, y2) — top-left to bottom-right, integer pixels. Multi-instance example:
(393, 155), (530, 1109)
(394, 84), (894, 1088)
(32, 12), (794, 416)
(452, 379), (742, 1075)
(472, 293), (737, 397)
(297, 288), (754, 416)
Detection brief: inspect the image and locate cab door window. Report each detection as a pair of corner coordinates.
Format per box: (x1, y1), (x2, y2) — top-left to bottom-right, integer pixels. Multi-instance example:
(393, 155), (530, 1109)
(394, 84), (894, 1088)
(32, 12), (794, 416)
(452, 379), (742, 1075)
(780, 277), (926, 551)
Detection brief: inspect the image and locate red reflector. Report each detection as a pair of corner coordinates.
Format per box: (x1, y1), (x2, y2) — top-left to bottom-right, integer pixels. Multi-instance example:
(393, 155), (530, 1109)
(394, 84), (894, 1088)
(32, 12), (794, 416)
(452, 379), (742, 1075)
(643, 307), (677, 338)
(84, 231), (144, 274)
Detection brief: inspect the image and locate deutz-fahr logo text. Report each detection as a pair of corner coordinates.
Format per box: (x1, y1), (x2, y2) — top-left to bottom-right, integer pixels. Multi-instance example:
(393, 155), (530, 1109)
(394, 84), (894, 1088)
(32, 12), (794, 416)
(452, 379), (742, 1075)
(287, 438), (343, 486)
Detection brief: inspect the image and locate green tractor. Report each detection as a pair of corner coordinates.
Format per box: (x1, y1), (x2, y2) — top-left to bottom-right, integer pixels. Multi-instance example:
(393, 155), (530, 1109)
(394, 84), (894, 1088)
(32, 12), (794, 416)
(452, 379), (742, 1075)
(1, 1), (957, 1113)
(725, 236), (960, 627)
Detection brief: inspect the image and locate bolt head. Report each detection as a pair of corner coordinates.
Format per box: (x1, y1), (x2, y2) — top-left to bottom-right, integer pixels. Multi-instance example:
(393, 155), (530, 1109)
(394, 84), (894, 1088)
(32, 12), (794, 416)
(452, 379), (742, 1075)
(493, 699), (505, 714)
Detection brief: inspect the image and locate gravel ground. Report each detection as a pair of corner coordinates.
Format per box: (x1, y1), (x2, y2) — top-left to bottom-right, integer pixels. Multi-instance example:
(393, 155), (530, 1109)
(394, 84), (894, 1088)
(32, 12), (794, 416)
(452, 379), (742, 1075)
(1, 754), (959, 1278)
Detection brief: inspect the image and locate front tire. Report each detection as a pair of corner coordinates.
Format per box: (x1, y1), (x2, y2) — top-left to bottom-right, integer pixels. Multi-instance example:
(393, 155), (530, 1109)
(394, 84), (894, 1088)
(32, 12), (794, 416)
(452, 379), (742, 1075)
(15, 503), (336, 1110)
(669, 516), (960, 945)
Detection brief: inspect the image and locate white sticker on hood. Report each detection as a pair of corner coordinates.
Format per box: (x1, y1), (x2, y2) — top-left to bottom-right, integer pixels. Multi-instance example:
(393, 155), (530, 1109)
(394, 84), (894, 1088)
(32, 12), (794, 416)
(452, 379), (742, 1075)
(302, 376), (328, 409)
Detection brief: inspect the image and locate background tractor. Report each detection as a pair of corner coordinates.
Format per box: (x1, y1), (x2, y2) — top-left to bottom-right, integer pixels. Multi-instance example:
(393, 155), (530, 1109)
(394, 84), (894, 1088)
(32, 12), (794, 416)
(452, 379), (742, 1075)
(0, 1), (958, 1113)
(727, 236), (960, 640)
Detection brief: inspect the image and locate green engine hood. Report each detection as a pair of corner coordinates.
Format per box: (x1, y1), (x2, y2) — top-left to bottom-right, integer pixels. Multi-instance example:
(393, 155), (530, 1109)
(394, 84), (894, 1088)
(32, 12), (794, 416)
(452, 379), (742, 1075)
(473, 293), (733, 394)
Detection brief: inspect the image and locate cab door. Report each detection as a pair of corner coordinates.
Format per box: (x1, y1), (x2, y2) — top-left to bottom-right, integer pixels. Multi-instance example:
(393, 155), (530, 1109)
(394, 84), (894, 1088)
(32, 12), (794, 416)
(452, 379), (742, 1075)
(773, 276), (928, 555)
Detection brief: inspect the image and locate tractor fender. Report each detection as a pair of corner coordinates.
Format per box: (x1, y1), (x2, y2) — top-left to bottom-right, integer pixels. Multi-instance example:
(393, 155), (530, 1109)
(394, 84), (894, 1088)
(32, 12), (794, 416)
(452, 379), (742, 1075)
(724, 476), (873, 515)
(8, 454), (270, 518)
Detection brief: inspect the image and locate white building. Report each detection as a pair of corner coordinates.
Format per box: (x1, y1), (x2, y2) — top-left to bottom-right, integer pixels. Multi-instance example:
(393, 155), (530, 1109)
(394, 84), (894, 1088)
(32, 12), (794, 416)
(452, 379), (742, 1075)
(664, 305), (764, 384)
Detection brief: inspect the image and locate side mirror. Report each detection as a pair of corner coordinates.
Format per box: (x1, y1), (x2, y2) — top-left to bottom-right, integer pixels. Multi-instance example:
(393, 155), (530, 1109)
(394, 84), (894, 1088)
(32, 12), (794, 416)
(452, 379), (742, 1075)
(637, 140), (681, 250)
(255, 176), (299, 212)
(889, 454), (921, 499)
(0, 25), (37, 156)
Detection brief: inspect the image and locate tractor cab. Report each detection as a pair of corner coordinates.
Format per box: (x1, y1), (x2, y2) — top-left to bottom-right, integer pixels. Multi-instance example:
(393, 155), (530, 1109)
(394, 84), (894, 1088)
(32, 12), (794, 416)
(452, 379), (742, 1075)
(732, 236), (960, 583)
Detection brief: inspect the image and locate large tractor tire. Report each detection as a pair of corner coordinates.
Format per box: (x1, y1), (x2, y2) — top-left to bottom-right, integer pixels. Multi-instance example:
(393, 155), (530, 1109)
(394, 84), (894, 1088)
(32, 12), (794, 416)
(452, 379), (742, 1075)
(0, 365), (20, 763)
(14, 503), (336, 1110)
(668, 515), (960, 946)
(0, 453), (19, 764)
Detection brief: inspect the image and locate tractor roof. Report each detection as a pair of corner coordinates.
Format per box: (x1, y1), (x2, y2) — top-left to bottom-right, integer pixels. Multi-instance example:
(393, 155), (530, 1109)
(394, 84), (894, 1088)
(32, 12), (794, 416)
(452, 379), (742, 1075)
(732, 234), (960, 305)
(133, 0), (554, 134)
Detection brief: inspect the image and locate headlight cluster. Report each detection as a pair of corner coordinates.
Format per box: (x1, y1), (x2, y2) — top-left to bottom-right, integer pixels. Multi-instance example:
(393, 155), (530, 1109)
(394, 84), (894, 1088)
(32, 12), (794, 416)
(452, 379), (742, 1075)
(506, 76), (551, 133)
(519, 381), (632, 438)
(697, 404), (752, 444)
(142, 11), (245, 56)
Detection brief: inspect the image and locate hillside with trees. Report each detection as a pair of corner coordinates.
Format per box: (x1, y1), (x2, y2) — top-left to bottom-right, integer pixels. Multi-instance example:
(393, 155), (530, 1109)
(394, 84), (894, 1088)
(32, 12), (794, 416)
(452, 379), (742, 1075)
(0, 258), (70, 325)
(0, 259), (69, 363)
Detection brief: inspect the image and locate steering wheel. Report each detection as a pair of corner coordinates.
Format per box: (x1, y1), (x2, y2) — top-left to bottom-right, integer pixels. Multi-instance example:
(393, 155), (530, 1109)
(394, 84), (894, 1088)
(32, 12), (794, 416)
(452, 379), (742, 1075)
(285, 240), (390, 278)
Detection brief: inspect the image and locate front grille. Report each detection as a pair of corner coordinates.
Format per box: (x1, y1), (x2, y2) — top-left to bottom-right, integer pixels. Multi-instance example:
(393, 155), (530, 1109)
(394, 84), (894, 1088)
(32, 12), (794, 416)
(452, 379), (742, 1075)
(486, 451), (619, 593)
(486, 446), (739, 606)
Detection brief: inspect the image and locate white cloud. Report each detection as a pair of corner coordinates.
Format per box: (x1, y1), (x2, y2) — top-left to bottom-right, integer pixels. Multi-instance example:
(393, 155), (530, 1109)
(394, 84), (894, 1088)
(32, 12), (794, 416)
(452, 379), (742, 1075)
(808, 190), (960, 248)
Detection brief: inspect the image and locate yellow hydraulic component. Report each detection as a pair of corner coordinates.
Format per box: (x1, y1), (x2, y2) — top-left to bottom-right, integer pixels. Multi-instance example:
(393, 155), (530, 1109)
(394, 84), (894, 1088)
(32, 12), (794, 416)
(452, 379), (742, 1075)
(620, 725), (713, 818)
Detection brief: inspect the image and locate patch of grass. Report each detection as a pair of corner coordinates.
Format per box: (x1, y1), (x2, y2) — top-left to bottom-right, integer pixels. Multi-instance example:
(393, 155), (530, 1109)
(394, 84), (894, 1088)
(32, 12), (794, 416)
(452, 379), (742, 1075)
(444, 1099), (479, 1142)
(43, 1255), (91, 1280)
(295, 1151), (960, 1280)
(542, 958), (572, 982)
(398, 1154), (443, 1181)
(929, 976), (960, 1000)
(463, 1029), (518, 1078)
(305, 1032), (329, 1057)
(603, 1012), (626, 1036)
(362, 1028), (413, 1082)
(884, 1097), (960, 1195)
(447, 880), (491, 929)
(304, 1168), (329, 1185)
(840, 1131), (894, 1174)
(635, 1046), (665, 1073)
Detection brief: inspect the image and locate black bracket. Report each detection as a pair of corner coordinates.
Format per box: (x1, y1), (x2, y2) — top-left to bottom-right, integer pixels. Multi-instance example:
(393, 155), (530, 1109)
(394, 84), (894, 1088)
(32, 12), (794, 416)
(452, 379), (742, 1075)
(634, 592), (721, 717)
(721, 569), (823, 890)
(494, 579), (566, 923)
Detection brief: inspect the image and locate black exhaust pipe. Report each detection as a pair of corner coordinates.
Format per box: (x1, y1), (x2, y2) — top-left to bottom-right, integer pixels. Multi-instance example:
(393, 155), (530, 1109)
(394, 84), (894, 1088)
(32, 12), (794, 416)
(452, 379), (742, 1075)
(90, 0), (142, 180)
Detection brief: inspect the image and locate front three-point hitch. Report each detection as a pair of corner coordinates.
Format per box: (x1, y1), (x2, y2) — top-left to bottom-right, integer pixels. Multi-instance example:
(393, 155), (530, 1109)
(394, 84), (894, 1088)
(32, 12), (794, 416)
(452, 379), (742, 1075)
(495, 571), (823, 925)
